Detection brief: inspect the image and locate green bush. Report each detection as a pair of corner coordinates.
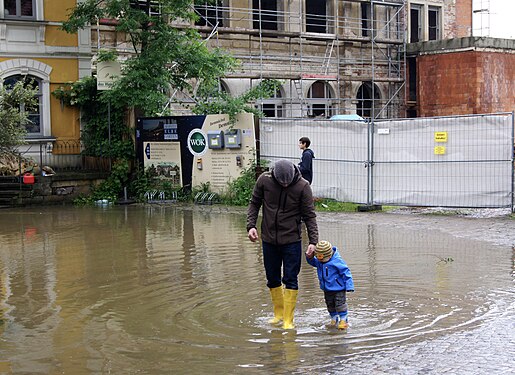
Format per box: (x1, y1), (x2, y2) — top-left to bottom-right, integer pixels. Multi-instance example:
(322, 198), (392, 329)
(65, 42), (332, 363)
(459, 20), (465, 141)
(221, 163), (260, 206)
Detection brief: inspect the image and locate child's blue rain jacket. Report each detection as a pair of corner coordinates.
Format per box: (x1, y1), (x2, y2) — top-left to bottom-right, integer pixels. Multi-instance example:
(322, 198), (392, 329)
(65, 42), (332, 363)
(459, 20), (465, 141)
(306, 247), (355, 292)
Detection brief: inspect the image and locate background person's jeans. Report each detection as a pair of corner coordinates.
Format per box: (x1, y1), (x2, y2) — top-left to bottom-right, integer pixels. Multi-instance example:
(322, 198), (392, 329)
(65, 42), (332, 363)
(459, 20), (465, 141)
(262, 241), (302, 289)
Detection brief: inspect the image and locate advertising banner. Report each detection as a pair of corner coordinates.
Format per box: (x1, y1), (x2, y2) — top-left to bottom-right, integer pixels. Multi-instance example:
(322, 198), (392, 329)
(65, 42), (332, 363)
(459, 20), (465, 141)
(136, 114), (256, 193)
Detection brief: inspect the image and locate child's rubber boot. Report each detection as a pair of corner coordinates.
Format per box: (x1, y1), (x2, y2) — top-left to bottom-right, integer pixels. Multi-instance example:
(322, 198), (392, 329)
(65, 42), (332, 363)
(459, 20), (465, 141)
(282, 289), (298, 329)
(327, 313), (338, 328)
(338, 312), (348, 330)
(268, 286), (284, 324)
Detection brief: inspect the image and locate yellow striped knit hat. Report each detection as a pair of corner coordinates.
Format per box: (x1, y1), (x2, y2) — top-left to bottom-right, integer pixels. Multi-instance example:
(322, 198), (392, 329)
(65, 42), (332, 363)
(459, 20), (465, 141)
(315, 241), (334, 262)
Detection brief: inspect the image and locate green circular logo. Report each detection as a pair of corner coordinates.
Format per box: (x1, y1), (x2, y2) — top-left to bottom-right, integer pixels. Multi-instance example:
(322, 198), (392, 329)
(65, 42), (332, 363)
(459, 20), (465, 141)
(187, 129), (207, 156)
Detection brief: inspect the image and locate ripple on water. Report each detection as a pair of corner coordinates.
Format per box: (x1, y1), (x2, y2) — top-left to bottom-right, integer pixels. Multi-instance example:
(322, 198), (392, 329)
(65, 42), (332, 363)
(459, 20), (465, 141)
(0, 206), (513, 374)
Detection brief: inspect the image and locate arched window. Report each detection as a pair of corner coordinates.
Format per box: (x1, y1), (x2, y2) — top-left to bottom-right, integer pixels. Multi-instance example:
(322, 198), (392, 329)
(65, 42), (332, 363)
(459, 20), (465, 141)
(307, 80), (333, 118)
(3, 74), (42, 135)
(219, 80), (230, 95)
(0, 59), (52, 137)
(356, 81), (380, 118)
(257, 87), (283, 117)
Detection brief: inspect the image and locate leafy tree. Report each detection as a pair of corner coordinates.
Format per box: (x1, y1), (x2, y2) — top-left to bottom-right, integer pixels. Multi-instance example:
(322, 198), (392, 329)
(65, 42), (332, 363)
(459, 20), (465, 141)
(192, 79), (282, 123)
(0, 81), (38, 151)
(62, 0), (236, 115)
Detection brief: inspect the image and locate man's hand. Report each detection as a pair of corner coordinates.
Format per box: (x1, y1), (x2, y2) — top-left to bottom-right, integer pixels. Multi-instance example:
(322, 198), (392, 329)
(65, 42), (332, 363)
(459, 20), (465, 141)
(248, 228), (259, 242)
(306, 244), (316, 257)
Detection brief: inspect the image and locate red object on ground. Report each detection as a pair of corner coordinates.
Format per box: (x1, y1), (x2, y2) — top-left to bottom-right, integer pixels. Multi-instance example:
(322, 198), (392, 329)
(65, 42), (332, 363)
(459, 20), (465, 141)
(23, 173), (35, 184)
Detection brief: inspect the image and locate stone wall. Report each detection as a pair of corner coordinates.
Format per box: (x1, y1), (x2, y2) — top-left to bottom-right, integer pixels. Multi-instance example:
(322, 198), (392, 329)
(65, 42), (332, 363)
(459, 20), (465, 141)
(23, 172), (108, 205)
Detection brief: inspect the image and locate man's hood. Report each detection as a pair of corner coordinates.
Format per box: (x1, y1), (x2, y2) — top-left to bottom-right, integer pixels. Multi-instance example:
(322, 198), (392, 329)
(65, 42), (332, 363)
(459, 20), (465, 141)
(272, 159), (301, 187)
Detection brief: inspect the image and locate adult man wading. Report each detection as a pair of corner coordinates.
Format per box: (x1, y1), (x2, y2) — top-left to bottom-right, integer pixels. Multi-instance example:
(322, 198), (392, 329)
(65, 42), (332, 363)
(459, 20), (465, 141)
(247, 159), (318, 329)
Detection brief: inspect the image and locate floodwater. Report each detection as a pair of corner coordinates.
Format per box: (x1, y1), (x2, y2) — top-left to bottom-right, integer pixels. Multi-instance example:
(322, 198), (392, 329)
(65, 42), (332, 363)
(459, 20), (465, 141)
(0, 205), (514, 374)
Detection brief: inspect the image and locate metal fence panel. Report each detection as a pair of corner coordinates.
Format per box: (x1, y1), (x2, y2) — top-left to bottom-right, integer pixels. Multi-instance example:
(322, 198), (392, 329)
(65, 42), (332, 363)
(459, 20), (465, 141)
(260, 118), (369, 203)
(372, 114), (513, 207)
(259, 113), (514, 209)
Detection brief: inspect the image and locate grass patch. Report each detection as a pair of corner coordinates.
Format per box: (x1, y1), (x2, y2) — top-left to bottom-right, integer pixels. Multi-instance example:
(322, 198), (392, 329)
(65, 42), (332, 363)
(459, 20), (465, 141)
(314, 198), (359, 212)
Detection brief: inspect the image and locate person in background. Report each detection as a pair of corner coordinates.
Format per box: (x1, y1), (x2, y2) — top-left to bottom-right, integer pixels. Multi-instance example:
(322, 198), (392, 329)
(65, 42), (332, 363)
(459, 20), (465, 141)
(306, 240), (354, 330)
(247, 159), (318, 329)
(298, 137), (315, 184)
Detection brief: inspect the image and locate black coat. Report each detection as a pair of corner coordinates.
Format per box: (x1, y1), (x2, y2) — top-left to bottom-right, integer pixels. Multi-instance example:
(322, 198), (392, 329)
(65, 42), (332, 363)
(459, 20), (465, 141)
(298, 149), (315, 184)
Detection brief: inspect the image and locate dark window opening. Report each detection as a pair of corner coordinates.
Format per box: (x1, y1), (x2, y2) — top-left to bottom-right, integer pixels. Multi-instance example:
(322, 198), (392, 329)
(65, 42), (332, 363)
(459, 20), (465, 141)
(310, 104), (326, 117)
(261, 104), (284, 117)
(259, 88), (283, 117)
(253, 0), (278, 30)
(129, 0), (161, 16)
(306, 0), (327, 33)
(356, 81), (380, 119)
(310, 81), (326, 98)
(408, 58), (417, 101)
(308, 81), (333, 118)
(428, 8), (439, 40)
(361, 3), (371, 37)
(5, 0), (34, 18)
(3, 74), (42, 135)
(407, 109), (417, 118)
(195, 1), (224, 27)
(410, 7), (421, 42)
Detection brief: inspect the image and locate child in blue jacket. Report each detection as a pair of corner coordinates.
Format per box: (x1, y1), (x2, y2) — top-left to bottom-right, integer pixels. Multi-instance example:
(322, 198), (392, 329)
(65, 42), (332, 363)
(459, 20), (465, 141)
(306, 240), (354, 330)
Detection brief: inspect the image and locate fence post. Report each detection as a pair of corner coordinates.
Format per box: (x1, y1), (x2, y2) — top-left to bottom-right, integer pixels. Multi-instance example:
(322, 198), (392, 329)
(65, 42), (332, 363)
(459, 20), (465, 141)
(367, 118), (373, 205)
(358, 118), (382, 212)
(512, 112), (514, 213)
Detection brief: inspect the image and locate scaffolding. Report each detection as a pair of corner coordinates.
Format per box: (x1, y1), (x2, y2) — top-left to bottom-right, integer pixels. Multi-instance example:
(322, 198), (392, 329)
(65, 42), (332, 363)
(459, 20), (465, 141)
(189, 0), (407, 119)
(92, 0), (407, 119)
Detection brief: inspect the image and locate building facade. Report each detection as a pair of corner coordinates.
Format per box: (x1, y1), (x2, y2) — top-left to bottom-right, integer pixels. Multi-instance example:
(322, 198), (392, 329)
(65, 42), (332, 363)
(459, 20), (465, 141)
(0, 0), (91, 166)
(4, 0), (511, 170)
(407, 0), (515, 117)
(187, 0), (473, 119)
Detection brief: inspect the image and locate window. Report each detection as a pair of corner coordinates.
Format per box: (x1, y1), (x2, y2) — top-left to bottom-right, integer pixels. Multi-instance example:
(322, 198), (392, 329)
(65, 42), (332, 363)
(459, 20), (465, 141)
(428, 6), (440, 40)
(253, 0), (278, 31)
(0, 59), (51, 137)
(408, 58), (417, 101)
(257, 87), (283, 118)
(195, 1), (224, 27)
(4, 0), (35, 18)
(3, 75), (42, 135)
(409, 3), (442, 42)
(306, 0), (328, 33)
(307, 81), (333, 118)
(356, 81), (380, 119)
(361, 2), (371, 37)
(410, 4), (422, 42)
(129, 0), (161, 16)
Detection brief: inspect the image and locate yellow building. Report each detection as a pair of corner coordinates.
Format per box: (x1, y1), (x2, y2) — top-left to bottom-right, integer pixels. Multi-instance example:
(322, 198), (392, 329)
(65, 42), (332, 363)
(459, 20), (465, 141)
(0, 0), (91, 167)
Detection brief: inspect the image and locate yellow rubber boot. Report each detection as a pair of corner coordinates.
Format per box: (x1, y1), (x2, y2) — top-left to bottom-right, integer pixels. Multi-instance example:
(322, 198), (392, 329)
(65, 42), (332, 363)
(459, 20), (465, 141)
(268, 286), (284, 324)
(282, 289), (298, 329)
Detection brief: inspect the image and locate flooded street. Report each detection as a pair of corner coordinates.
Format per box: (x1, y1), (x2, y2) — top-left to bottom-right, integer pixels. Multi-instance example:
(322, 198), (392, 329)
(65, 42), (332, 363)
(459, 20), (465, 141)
(0, 205), (514, 374)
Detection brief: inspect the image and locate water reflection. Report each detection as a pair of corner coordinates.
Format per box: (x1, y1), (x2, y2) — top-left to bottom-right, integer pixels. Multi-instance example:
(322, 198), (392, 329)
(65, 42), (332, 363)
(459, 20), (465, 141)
(0, 206), (513, 374)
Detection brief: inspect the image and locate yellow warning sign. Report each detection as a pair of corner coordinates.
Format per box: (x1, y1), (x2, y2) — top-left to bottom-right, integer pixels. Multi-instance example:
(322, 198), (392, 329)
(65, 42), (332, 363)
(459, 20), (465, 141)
(434, 132), (448, 142)
(434, 146), (446, 155)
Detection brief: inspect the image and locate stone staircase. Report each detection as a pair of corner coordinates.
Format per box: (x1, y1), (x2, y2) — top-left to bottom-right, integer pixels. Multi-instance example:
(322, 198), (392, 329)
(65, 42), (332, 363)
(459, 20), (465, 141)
(0, 176), (34, 207)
